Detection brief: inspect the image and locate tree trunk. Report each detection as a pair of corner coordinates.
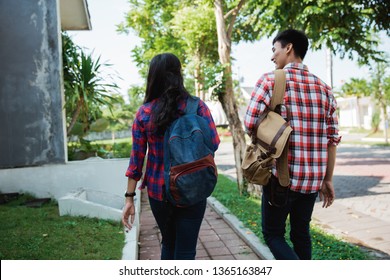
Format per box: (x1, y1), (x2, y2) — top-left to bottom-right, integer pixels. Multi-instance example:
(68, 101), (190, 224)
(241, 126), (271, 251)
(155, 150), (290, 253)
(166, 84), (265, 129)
(66, 100), (83, 136)
(194, 51), (205, 100)
(382, 104), (389, 144)
(218, 75), (248, 194)
(380, 87), (389, 144)
(378, 81), (389, 144)
(214, 0), (248, 194)
(356, 96), (362, 129)
(194, 65), (200, 98)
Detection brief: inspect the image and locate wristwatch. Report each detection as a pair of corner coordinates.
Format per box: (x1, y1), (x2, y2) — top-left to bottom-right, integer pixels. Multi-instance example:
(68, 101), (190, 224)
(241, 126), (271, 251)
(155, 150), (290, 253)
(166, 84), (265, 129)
(124, 191), (136, 198)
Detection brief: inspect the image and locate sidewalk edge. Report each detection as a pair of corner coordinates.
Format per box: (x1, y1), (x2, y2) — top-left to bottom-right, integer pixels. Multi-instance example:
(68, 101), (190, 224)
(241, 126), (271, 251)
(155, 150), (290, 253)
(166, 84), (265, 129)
(207, 196), (274, 260)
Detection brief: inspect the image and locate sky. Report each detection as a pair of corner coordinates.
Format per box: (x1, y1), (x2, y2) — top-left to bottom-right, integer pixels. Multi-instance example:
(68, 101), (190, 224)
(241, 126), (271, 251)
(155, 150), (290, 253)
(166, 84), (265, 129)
(69, 0), (390, 100)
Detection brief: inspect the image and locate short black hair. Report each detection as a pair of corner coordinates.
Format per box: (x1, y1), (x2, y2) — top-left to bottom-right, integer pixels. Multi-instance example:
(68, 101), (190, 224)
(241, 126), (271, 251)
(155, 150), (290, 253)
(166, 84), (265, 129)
(272, 29), (309, 60)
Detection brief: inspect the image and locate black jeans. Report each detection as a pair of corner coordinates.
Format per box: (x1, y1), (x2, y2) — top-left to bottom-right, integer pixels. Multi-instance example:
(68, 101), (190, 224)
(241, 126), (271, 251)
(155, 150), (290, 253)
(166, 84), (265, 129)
(148, 196), (206, 260)
(261, 175), (318, 260)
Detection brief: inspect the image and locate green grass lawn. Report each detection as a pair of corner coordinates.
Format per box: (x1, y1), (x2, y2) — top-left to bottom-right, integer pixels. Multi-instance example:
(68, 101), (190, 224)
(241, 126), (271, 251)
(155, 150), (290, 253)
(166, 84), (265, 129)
(212, 175), (372, 260)
(0, 194), (124, 260)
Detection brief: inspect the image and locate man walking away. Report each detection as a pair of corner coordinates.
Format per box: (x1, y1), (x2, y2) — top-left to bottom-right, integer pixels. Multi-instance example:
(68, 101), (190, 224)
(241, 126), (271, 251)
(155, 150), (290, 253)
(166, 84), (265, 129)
(244, 29), (341, 259)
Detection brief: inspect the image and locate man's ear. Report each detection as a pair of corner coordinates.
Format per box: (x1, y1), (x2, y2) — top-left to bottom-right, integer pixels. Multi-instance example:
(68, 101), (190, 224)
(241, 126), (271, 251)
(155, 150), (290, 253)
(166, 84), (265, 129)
(285, 43), (293, 55)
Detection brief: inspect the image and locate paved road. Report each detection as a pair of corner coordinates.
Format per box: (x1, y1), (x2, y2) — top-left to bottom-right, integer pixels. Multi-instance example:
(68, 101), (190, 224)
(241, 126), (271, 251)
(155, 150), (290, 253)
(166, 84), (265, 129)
(214, 142), (390, 258)
(329, 145), (390, 222)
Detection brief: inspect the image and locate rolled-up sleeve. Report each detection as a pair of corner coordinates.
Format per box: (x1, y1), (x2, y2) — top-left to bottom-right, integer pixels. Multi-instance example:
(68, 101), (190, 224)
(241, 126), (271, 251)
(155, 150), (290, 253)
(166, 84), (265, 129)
(327, 95), (342, 146)
(125, 108), (147, 180)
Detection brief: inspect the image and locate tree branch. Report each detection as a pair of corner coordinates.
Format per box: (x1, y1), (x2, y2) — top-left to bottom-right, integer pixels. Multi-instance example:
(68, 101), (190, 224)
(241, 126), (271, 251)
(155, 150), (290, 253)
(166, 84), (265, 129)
(226, 0), (246, 40)
(214, 0), (230, 58)
(224, 7), (236, 20)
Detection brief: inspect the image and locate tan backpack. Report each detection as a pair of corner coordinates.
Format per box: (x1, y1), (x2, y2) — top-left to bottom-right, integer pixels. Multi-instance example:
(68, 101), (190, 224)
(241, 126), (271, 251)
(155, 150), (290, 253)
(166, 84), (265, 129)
(242, 69), (292, 187)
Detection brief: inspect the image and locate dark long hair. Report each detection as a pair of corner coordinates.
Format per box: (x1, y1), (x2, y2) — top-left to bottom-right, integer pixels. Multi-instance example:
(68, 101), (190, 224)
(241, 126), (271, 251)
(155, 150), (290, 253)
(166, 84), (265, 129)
(144, 53), (190, 134)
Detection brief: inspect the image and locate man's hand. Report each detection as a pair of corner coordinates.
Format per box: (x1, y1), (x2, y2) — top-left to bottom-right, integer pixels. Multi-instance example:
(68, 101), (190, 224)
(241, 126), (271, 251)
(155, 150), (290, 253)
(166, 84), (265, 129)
(122, 200), (136, 230)
(319, 180), (335, 208)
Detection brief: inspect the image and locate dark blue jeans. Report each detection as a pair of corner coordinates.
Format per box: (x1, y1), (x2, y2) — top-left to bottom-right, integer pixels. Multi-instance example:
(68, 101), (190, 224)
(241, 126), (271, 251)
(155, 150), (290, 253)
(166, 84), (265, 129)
(262, 175), (318, 260)
(149, 197), (206, 260)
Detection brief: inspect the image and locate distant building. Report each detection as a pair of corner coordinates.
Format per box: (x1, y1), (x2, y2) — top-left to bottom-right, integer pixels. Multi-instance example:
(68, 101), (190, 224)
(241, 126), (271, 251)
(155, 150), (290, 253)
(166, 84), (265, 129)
(205, 86), (253, 128)
(337, 96), (374, 129)
(337, 96), (390, 131)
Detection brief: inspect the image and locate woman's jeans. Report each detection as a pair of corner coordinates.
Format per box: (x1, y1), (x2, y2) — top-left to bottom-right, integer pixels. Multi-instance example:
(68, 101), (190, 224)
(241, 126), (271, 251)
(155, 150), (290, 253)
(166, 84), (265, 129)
(262, 175), (318, 260)
(149, 196), (207, 260)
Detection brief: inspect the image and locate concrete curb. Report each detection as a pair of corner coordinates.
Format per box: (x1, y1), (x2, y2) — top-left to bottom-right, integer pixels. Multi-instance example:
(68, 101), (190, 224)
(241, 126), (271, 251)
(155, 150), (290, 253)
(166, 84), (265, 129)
(207, 196), (274, 260)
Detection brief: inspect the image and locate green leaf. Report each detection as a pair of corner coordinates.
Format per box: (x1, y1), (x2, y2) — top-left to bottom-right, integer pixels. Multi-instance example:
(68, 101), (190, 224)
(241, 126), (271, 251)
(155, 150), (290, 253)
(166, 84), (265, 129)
(89, 118), (110, 132)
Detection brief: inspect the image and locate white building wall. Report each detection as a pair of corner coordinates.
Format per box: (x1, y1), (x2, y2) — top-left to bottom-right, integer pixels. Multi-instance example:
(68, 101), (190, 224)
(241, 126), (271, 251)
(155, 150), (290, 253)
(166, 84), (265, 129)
(0, 158), (129, 200)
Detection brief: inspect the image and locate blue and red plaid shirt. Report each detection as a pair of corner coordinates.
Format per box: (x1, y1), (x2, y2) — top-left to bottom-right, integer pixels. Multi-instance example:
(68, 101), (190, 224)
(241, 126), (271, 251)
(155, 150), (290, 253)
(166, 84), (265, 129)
(126, 96), (220, 201)
(244, 63), (341, 194)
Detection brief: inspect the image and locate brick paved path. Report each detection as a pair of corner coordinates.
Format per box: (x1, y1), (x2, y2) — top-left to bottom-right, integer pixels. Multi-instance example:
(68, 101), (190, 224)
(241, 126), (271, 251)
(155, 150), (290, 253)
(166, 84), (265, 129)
(138, 189), (261, 260)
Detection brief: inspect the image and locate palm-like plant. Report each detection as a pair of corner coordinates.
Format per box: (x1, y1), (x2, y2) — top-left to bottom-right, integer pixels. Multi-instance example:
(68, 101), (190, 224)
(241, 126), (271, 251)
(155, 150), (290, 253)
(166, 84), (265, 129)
(62, 33), (119, 137)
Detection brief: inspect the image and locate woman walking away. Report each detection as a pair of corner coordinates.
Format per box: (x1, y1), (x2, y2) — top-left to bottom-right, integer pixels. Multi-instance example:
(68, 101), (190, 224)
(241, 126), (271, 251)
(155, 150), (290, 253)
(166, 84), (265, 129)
(122, 53), (220, 260)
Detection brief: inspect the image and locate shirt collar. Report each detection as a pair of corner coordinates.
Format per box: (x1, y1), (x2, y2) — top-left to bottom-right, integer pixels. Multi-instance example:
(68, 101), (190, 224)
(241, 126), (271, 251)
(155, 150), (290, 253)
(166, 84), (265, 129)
(284, 62), (309, 71)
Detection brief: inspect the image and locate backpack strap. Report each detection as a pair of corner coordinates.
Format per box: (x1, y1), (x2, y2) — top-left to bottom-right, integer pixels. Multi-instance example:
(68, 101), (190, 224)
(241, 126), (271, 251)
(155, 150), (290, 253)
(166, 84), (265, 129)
(185, 96), (200, 115)
(277, 143), (290, 186)
(272, 70), (290, 187)
(271, 69), (286, 110)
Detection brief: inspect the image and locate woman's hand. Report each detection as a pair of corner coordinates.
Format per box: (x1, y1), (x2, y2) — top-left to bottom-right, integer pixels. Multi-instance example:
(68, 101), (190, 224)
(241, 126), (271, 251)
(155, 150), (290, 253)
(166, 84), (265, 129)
(122, 199), (136, 230)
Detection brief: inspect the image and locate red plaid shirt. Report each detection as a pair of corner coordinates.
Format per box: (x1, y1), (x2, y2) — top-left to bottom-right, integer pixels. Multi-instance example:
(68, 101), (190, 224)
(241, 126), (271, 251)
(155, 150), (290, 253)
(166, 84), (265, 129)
(126, 96), (220, 201)
(244, 63), (341, 194)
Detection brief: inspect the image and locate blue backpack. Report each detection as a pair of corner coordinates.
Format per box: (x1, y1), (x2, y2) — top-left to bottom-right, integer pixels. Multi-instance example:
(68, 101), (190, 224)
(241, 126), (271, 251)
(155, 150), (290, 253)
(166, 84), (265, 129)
(163, 96), (218, 207)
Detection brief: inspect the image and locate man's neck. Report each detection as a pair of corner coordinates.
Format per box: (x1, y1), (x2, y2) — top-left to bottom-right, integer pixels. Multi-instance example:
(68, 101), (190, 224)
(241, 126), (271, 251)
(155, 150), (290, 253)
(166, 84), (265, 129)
(286, 56), (303, 65)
